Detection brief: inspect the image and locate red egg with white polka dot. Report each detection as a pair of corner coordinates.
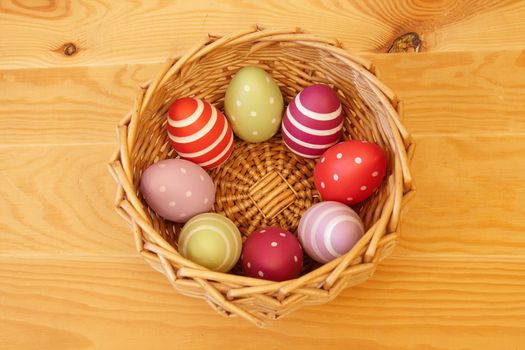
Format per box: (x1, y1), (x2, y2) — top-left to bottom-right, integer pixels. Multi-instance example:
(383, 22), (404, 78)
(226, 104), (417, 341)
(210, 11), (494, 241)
(314, 140), (387, 205)
(168, 97), (234, 169)
(242, 227), (303, 282)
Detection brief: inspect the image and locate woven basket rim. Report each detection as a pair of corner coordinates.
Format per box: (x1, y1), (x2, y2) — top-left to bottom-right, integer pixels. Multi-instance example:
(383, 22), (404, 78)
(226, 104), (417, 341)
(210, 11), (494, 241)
(108, 25), (416, 327)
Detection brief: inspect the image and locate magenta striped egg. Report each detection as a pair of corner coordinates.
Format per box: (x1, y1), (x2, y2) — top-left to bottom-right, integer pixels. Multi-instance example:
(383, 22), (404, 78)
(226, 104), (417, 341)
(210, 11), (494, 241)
(282, 84), (343, 158)
(298, 201), (364, 263)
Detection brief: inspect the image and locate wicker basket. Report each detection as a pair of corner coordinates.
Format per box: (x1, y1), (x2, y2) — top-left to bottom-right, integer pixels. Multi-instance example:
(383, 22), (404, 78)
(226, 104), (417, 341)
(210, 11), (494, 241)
(108, 26), (415, 327)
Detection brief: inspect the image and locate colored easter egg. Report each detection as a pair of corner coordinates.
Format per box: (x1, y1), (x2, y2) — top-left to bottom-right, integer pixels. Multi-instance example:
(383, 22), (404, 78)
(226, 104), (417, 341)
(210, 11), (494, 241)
(224, 66), (284, 142)
(168, 97), (234, 169)
(298, 201), (364, 263)
(282, 84), (344, 158)
(314, 140), (387, 205)
(241, 227), (303, 281)
(140, 159), (215, 223)
(178, 213), (242, 272)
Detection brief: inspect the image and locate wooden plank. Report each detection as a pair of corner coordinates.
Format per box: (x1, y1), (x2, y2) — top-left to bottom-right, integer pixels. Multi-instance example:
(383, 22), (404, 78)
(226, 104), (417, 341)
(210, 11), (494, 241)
(1, 256), (524, 349)
(397, 134), (525, 257)
(2, 135), (525, 258)
(0, 64), (157, 145)
(1, 50), (524, 145)
(372, 50), (525, 135)
(0, 0), (524, 69)
(0, 144), (134, 256)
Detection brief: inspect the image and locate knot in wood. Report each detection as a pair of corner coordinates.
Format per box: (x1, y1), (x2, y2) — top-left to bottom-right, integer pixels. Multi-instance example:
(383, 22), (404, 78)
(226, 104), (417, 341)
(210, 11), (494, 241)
(388, 32), (421, 53)
(63, 43), (77, 56)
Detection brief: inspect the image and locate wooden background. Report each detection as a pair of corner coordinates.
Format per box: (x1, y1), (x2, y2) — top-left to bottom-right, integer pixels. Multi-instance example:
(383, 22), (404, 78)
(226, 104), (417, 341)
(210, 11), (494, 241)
(1, 1), (525, 349)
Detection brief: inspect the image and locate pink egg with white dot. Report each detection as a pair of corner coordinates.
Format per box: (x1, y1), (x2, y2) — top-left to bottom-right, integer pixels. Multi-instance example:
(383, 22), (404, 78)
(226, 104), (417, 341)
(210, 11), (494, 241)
(242, 227), (303, 281)
(140, 159), (215, 223)
(281, 84), (344, 158)
(298, 202), (364, 263)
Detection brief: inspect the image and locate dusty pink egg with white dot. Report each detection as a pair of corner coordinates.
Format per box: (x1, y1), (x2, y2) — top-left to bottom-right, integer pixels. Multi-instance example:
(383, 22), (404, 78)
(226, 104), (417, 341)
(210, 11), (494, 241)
(242, 227), (303, 281)
(140, 159), (215, 223)
(298, 201), (364, 263)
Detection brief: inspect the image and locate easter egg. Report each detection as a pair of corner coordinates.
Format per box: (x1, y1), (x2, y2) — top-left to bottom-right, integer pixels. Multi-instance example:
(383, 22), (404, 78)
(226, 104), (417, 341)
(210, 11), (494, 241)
(314, 140), (387, 205)
(282, 84), (344, 158)
(241, 227), (303, 281)
(168, 97), (234, 169)
(178, 213), (242, 272)
(224, 66), (284, 142)
(281, 84), (343, 158)
(140, 159), (215, 223)
(298, 202), (364, 263)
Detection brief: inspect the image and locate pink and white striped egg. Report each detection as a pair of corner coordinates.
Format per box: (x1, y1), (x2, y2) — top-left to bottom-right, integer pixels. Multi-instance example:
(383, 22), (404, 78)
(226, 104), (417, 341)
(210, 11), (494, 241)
(168, 97), (234, 169)
(298, 201), (364, 263)
(282, 84), (344, 158)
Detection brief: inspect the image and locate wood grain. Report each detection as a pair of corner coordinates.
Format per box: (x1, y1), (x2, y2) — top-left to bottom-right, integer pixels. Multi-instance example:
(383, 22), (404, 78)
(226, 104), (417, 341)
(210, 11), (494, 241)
(0, 144), (134, 256)
(0, 0), (524, 69)
(398, 135), (525, 257)
(0, 64), (155, 145)
(1, 256), (524, 350)
(2, 135), (525, 258)
(372, 50), (525, 135)
(1, 50), (524, 145)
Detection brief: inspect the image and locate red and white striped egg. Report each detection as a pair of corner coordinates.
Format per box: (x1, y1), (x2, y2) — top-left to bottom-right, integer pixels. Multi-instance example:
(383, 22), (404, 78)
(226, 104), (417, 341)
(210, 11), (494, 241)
(298, 201), (364, 263)
(282, 84), (344, 158)
(168, 97), (234, 169)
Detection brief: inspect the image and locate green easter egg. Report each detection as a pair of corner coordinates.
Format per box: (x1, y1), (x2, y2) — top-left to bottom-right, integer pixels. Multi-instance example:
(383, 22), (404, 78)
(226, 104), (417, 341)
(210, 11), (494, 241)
(224, 66), (284, 142)
(178, 213), (242, 272)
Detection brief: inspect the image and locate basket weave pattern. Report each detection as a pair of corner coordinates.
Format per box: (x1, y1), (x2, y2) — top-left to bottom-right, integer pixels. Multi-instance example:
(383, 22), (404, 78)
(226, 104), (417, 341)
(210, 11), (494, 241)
(212, 137), (319, 236)
(108, 26), (415, 327)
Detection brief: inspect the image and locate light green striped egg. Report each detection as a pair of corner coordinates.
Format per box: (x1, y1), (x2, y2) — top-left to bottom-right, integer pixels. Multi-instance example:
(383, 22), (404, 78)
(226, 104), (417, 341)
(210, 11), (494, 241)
(178, 213), (242, 272)
(224, 66), (284, 142)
